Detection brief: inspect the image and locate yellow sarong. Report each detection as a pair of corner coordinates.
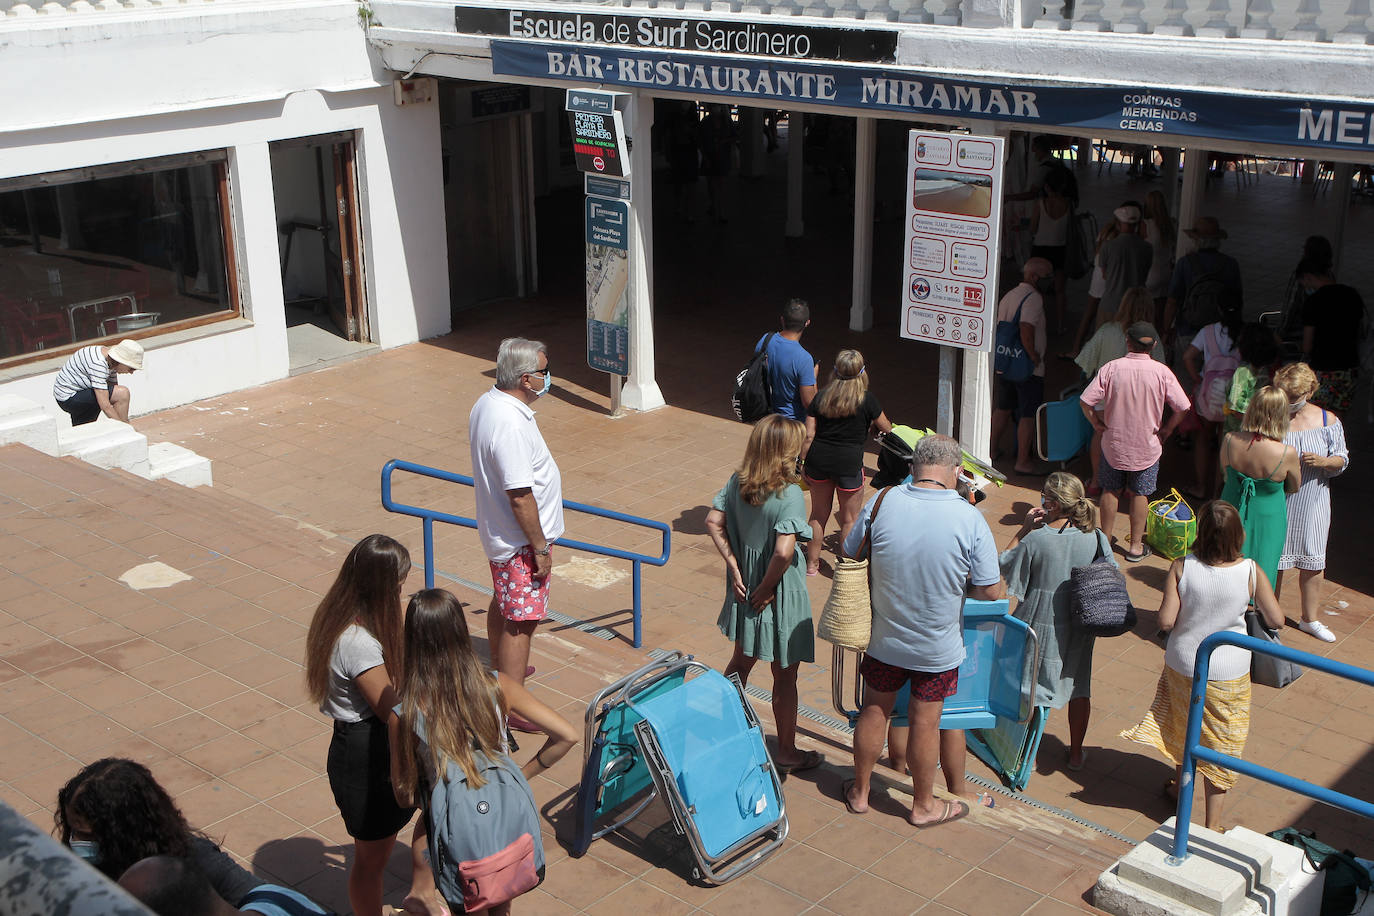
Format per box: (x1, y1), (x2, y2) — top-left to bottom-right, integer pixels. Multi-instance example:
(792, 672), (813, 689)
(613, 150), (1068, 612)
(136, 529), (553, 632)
(1120, 666), (1251, 791)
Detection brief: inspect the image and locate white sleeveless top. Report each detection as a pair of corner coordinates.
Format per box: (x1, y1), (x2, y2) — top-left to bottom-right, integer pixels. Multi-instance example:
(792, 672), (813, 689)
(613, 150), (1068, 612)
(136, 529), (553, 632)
(1033, 198), (1069, 246)
(1165, 556), (1254, 681)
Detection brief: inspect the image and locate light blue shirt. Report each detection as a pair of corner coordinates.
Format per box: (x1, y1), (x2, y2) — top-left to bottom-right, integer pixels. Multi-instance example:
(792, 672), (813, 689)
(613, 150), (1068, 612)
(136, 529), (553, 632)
(843, 484), (1000, 672)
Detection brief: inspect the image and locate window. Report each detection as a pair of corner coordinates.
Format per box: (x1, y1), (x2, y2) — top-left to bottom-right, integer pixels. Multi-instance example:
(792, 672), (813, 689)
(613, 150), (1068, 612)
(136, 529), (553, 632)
(0, 152), (239, 362)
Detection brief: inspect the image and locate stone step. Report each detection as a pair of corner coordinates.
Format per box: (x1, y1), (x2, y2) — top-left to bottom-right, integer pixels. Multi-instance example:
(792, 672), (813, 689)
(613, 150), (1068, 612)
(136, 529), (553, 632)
(147, 441), (213, 488)
(0, 394), (59, 456)
(55, 414), (149, 478)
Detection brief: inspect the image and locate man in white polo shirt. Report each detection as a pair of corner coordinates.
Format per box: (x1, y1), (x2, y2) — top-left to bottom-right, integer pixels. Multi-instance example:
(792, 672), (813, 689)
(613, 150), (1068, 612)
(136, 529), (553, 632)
(52, 339), (144, 426)
(469, 337), (564, 732)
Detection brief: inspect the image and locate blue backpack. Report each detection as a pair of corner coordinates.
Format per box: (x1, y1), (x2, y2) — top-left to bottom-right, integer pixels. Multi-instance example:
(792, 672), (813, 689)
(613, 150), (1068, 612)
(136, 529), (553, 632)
(412, 714), (546, 912)
(994, 291), (1036, 383)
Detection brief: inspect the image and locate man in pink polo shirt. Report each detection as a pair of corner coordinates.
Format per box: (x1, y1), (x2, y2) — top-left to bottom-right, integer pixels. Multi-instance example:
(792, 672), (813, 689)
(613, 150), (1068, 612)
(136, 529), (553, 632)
(1080, 322), (1190, 561)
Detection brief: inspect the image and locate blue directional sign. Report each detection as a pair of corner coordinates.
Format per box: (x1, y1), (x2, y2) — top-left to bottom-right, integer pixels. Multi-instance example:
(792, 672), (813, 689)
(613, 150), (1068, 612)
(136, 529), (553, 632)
(585, 198), (629, 251)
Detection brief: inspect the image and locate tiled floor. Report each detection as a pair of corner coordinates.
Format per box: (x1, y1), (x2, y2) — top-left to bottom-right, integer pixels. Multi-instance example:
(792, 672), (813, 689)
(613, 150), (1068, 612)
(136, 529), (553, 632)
(4, 134), (1373, 914)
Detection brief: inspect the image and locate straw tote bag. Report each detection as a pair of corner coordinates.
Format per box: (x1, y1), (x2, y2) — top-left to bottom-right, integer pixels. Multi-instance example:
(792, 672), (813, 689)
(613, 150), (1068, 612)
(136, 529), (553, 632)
(817, 487), (893, 651)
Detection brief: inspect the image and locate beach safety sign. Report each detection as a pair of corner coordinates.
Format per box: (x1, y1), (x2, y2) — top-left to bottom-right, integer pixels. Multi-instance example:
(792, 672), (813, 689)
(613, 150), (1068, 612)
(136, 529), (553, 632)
(900, 131), (1004, 353)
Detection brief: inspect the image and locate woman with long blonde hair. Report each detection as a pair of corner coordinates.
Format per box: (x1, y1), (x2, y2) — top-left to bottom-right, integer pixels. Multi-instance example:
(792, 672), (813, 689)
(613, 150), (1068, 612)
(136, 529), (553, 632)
(304, 534), (442, 916)
(390, 588), (577, 916)
(801, 349), (891, 576)
(706, 414), (821, 774)
(1219, 387), (1301, 588)
(999, 472), (1112, 770)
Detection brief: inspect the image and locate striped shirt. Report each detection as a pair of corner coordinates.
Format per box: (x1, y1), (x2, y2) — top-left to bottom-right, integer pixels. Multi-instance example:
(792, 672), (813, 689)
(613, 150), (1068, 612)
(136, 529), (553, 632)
(52, 346), (114, 402)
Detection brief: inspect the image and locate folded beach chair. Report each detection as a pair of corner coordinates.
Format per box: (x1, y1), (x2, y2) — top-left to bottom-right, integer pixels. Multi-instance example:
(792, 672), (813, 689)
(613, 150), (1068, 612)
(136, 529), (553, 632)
(573, 653), (788, 884)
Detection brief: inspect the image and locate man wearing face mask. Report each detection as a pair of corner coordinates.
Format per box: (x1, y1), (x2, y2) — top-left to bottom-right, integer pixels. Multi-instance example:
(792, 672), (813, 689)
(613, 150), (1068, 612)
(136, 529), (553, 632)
(469, 337), (565, 731)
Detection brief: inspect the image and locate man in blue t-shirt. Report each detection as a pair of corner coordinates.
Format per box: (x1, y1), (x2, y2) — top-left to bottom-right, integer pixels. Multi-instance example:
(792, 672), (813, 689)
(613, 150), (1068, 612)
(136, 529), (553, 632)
(840, 435), (1005, 830)
(754, 298), (817, 420)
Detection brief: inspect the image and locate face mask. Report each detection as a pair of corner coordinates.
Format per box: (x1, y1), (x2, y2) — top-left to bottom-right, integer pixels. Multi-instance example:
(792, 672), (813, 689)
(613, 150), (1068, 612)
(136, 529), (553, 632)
(1289, 398), (1307, 416)
(69, 840), (100, 864)
(536, 372), (552, 397)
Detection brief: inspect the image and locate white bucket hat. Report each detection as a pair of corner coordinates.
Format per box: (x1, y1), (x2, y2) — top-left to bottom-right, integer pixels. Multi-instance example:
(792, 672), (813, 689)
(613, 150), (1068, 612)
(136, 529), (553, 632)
(107, 339), (144, 370)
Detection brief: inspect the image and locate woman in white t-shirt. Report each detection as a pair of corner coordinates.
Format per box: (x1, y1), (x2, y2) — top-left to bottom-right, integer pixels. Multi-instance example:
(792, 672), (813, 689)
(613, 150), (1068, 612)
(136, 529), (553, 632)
(305, 535), (440, 916)
(1121, 501), (1284, 830)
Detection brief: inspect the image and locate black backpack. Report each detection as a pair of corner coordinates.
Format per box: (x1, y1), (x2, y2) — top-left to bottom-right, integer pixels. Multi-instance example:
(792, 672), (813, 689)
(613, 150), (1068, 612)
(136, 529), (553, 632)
(731, 333), (775, 423)
(1181, 253), (1227, 328)
(1268, 827), (1372, 916)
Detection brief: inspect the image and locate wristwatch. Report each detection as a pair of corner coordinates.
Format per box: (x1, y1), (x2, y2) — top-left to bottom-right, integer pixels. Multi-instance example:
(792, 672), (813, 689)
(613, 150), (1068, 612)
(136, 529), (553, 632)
(532, 544), (551, 556)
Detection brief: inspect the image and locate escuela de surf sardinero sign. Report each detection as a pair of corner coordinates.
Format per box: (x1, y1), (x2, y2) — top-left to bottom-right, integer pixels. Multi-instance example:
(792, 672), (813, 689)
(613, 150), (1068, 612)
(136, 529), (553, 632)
(491, 40), (1374, 154)
(455, 5), (898, 63)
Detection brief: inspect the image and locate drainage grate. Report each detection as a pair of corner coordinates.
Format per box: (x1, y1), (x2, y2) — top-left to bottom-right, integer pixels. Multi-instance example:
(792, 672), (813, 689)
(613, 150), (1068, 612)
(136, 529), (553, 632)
(416, 564), (619, 641)
(655, 658), (1139, 847)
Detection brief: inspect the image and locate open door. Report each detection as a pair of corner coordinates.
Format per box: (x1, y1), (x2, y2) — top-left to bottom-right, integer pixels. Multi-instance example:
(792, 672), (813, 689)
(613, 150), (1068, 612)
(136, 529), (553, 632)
(331, 139), (367, 342)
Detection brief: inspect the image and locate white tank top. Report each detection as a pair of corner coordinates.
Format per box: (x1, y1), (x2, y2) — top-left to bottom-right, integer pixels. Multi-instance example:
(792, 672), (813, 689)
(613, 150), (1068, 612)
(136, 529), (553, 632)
(1033, 198), (1069, 246)
(1165, 556), (1254, 681)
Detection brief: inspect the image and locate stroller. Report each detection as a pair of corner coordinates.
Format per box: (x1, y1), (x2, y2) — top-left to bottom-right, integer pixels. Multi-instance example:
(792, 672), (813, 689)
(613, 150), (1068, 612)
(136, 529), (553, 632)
(573, 652), (788, 884)
(872, 425), (1006, 499)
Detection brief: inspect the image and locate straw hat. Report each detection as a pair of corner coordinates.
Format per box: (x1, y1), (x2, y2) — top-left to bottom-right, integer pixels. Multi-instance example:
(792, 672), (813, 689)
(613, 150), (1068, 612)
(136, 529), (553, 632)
(107, 339), (144, 371)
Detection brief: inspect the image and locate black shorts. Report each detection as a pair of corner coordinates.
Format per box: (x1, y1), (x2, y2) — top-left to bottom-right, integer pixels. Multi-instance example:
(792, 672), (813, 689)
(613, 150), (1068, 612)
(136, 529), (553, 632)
(326, 716), (414, 841)
(56, 387), (111, 426)
(995, 375), (1045, 423)
(1030, 244), (1066, 271)
(803, 464), (865, 492)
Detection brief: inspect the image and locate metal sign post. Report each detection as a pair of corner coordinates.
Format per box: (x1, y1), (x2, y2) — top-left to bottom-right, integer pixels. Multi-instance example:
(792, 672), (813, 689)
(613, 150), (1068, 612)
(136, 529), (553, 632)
(898, 130), (1006, 456)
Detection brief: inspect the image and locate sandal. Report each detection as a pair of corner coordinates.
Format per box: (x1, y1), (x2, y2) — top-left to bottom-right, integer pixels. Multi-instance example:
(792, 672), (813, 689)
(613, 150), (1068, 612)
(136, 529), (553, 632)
(1125, 544), (1152, 563)
(839, 778), (868, 815)
(777, 749), (823, 775)
(910, 799), (970, 829)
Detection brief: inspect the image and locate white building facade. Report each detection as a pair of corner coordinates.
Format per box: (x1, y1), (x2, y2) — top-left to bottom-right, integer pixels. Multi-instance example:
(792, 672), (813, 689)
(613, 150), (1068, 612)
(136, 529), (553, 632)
(1, 0), (1371, 435)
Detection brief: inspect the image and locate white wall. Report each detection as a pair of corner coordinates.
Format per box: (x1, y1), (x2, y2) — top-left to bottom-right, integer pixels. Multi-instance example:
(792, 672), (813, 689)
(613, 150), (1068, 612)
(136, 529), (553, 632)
(0, 3), (450, 417)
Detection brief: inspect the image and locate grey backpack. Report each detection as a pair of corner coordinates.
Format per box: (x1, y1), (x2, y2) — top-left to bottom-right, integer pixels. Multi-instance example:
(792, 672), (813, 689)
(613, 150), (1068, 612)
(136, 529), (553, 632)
(414, 717), (546, 911)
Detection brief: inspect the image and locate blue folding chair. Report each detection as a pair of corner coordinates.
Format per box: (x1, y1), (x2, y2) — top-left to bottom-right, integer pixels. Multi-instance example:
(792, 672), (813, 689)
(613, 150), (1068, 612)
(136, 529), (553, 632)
(574, 654), (788, 885)
(1036, 389), (1094, 467)
(830, 599), (1042, 786)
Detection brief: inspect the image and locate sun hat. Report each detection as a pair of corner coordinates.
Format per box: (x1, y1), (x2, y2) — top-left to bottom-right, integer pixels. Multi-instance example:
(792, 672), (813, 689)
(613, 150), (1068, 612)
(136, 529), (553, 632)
(1184, 216), (1228, 240)
(107, 339), (144, 371)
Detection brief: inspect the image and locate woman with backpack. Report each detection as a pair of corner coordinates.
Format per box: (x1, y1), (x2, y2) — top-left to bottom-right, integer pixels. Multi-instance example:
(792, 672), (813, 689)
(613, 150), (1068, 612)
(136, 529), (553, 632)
(801, 349), (891, 576)
(1182, 297), (1244, 500)
(391, 588), (578, 916)
(304, 534), (442, 916)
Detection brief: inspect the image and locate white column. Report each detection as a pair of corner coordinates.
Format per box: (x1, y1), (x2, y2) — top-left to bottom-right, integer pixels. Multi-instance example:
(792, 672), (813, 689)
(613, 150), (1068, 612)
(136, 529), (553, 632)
(228, 143), (291, 380)
(1175, 147), (1207, 262)
(960, 348), (994, 462)
(1322, 162), (1355, 270)
(850, 117), (876, 332)
(786, 110), (805, 238)
(621, 93), (665, 412)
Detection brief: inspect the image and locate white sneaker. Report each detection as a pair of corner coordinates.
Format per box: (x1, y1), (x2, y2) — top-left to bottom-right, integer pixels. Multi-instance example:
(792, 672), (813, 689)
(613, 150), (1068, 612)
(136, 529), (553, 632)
(1300, 620), (1336, 643)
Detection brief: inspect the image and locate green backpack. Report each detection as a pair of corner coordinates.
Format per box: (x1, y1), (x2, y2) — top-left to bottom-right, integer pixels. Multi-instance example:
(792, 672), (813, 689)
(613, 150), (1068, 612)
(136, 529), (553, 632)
(1268, 827), (1372, 915)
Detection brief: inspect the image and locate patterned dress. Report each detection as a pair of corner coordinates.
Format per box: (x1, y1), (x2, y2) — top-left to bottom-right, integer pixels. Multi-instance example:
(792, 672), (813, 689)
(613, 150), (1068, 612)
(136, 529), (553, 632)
(1279, 411), (1349, 571)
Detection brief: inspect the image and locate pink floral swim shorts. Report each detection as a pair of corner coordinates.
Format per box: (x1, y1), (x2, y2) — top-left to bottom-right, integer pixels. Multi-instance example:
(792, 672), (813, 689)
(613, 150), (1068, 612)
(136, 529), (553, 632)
(489, 545), (551, 622)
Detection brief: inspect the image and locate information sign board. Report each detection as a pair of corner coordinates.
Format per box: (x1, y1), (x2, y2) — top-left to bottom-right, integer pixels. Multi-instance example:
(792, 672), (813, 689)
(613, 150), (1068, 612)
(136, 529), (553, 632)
(899, 131), (1004, 352)
(566, 90), (631, 177)
(585, 174), (632, 200)
(585, 198), (631, 374)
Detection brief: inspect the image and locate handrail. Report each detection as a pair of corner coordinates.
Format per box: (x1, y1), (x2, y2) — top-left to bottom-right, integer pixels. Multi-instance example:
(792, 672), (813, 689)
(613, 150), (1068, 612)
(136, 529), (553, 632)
(1170, 631), (1374, 863)
(380, 458), (671, 648)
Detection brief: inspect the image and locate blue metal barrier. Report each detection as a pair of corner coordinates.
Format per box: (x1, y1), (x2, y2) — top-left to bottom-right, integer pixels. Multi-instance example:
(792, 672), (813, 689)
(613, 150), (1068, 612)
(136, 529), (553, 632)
(1170, 631), (1374, 863)
(380, 458), (671, 648)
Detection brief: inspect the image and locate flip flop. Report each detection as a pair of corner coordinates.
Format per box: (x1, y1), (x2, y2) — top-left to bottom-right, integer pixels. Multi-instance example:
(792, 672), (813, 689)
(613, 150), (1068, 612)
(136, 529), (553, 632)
(1125, 544), (1152, 563)
(777, 749), (824, 775)
(838, 778), (868, 815)
(910, 799), (970, 829)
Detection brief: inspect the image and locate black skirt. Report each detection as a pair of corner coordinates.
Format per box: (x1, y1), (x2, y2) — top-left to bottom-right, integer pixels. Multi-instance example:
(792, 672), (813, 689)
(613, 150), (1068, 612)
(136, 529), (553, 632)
(326, 716), (415, 841)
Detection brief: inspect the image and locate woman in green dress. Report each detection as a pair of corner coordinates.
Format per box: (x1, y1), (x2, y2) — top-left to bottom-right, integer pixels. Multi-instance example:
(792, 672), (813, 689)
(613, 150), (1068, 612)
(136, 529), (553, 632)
(1218, 387), (1301, 587)
(705, 414), (821, 775)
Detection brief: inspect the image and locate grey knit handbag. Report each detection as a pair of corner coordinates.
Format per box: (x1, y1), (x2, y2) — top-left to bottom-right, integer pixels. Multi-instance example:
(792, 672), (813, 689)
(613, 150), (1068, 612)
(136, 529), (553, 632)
(1069, 531), (1137, 637)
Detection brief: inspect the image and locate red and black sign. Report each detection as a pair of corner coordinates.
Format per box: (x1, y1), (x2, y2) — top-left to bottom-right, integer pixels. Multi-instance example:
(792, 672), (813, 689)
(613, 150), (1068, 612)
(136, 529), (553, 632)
(568, 110), (628, 177)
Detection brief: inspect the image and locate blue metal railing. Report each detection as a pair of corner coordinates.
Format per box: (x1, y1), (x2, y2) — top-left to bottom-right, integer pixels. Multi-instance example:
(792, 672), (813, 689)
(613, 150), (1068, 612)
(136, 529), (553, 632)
(1170, 631), (1374, 862)
(380, 459), (671, 648)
